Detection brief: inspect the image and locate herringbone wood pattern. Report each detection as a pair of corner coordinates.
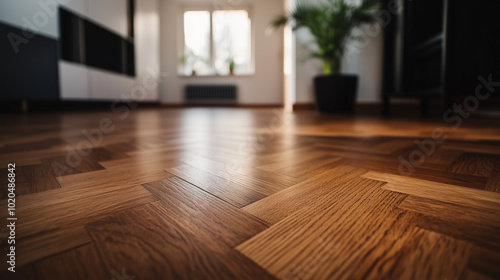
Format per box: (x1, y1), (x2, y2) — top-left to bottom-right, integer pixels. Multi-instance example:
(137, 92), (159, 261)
(0, 108), (499, 279)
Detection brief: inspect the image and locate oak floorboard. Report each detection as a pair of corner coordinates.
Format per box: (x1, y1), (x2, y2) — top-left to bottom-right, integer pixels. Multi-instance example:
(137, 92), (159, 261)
(40, 146), (129, 177)
(33, 243), (109, 280)
(167, 164), (267, 208)
(447, 153), (500, 177)
(460, 270), (495, 280)
(0, 185), (159, 269)
(0, 225), (91, 270)
(259, 154), (342, 179)
(58, 167), (174, 189)
(243, 165), (367, 224)
(237, 178), (413, 279)
(86, 177), (275, 279)
(0, 138), (68, 154)
(466, 246), (500, 279)
(1, 109), (500, 277)
(485, 164), (500, 192)
(362, 171), (500, 211)
(441, 142), (500, 155)
(325, 146), (488, 189)
(399, 196), (500, 250)
(0, 163), (61, 198)
(387, 228), (470, 280)
(0, 146), (69, 167)
(179, 154), (297, 195)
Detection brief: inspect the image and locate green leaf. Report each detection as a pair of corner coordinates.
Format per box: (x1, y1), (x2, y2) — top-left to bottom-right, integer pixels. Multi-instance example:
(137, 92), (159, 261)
(270, 0), (381, 74)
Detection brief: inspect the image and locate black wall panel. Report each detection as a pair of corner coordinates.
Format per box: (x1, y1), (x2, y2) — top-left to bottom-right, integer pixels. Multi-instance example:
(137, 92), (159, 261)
(0, 22), (59, 100)
(84, 20), (124, 74)
(59, 6), (136, 77)
(59, 7), (83, 63)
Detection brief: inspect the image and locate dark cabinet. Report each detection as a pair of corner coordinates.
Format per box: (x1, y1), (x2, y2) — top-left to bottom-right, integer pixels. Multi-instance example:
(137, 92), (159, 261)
(383, 0), (500, 114)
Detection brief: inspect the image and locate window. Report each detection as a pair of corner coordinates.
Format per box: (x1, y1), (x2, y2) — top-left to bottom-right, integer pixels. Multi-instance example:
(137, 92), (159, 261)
(181, 9), (252, 76)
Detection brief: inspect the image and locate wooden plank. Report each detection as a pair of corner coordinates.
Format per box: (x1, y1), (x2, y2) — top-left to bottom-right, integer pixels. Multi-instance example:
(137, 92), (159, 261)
(259, 154), (342, 179)
(485, 164), (500, 192)
(86, 177), (274, 279)
(441, 142), (500, 155)
(180, 154), (298, 196)
(387, 228), (470, 280)
(41, 147), (129, 177)
(58, 168), (173, 189)
(43, 156), (106, 176)
(0, 225), (91, 270)
(0, 173), (171, 213)
(1, 108), (500, 278)
(399, 196), (500, 250)
(33, 244), (109, 280)
(237, 178), (412, 279)
(167, 164), (267, 208)
(466, 246), (500, 279)
(243, 165), (367, 224)
(0, 138), (67, 154)
(447, 153), (499, 177)
(0, 185), (158, 267)
(362, 171), (500, 211)
(1, 185), (159, 238)
(0, 146), (69, 167)
(0, 163), (61, 198)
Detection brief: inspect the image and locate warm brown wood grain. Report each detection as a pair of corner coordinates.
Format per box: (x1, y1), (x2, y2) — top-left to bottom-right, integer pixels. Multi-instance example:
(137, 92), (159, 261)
(363, 171), (500, 211)
(237, 178), (414, 279)
(179, 154), (298, 195)
(86, 177), (274, 279)
(243, 165), (367, 224)
(400, 196), (500, 250)
(447, 153), (499, 177)
(34, 244), (109, 280)
(1, 108), (499, 278)
(259, 154), (342, 179)
(0, 225), (91, 270)
(466, 246), (500, 279)
(485, 164), (500, 192)
(167, 164), (267, 208)
(388, 228), (470, 280)
(42, 147), (129, 176)
(0, 163), (61, 198)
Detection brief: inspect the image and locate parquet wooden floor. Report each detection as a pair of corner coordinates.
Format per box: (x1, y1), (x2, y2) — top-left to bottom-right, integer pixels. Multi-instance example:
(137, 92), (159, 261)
(0, 108), (499, 279)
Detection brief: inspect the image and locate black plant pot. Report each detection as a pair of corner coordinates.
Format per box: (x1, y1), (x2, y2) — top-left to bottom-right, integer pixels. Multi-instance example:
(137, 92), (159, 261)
(314, 75), (358, 114)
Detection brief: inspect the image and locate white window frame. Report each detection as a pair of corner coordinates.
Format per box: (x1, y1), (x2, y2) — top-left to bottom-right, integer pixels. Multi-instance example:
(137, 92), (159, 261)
(178, 5), (255, 76)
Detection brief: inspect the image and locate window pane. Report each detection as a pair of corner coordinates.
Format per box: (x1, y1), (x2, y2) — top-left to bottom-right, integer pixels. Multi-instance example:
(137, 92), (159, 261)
(183, 11), (211, 75)
(213, 10), (252, 75)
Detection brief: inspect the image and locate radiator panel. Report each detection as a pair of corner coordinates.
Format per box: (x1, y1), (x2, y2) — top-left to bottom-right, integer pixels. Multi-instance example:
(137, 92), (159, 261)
(185, 85), (237, 103)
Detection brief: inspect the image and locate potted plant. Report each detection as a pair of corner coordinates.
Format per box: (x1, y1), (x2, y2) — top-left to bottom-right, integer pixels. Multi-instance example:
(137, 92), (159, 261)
(272, 0), (380, 113)
(229, 59), (236, 75)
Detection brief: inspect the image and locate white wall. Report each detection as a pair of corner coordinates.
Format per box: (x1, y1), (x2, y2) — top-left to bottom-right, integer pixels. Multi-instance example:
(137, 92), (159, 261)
(59, 0), (160, 101)
(0, 0), (129, 39)
(159, 0), (284, 105)
(292, 0), (384, 104)
(0, 0), (61, 39)
(134, 0), (161, 101)
(0, 0), (160, 102)
(87, 0), (128, 37)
